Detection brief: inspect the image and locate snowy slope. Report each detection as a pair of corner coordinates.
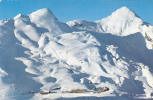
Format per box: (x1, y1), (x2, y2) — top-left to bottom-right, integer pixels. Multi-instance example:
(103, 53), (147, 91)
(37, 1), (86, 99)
(67, 7), (153, 49)
(0, 7), (153, 100)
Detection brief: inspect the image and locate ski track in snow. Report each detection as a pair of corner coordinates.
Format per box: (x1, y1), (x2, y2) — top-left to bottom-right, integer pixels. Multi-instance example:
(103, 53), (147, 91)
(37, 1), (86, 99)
(0, 7), (153, 100)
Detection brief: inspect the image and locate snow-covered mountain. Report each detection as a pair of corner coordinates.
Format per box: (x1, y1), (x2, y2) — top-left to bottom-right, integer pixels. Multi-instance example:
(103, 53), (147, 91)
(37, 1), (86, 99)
(0, 7), (153, 100)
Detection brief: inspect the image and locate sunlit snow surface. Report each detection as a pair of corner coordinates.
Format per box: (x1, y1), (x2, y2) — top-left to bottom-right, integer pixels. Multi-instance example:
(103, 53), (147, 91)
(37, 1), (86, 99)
(0, 7), (153, 100)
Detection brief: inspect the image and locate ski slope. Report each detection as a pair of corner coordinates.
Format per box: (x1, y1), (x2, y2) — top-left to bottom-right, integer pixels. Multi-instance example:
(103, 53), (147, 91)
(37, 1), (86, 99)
(0, 7), (153, 100)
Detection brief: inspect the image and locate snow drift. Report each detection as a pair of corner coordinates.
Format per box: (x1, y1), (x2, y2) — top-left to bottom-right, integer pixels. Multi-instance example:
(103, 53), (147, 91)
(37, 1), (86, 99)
(0, 7), (153, 100)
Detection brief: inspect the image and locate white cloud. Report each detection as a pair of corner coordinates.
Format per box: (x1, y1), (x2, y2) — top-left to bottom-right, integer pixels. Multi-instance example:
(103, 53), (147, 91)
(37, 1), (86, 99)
(0, 0), (1, 2)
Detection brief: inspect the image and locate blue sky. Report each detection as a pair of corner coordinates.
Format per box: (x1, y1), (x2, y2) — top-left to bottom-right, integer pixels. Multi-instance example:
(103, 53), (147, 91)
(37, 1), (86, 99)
(0, 0), (153, 25)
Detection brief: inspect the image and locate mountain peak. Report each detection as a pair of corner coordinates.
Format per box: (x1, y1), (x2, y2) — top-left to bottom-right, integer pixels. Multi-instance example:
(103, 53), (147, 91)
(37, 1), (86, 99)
(111, 6), (140, 19)
(34, 8), (53, 15)
(96, 6), (143, 36)
(27, 8), (71, 33)
(29, 8), (58, 20)
(116, 6), (131, 12)
(14, 14), (22, 19)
